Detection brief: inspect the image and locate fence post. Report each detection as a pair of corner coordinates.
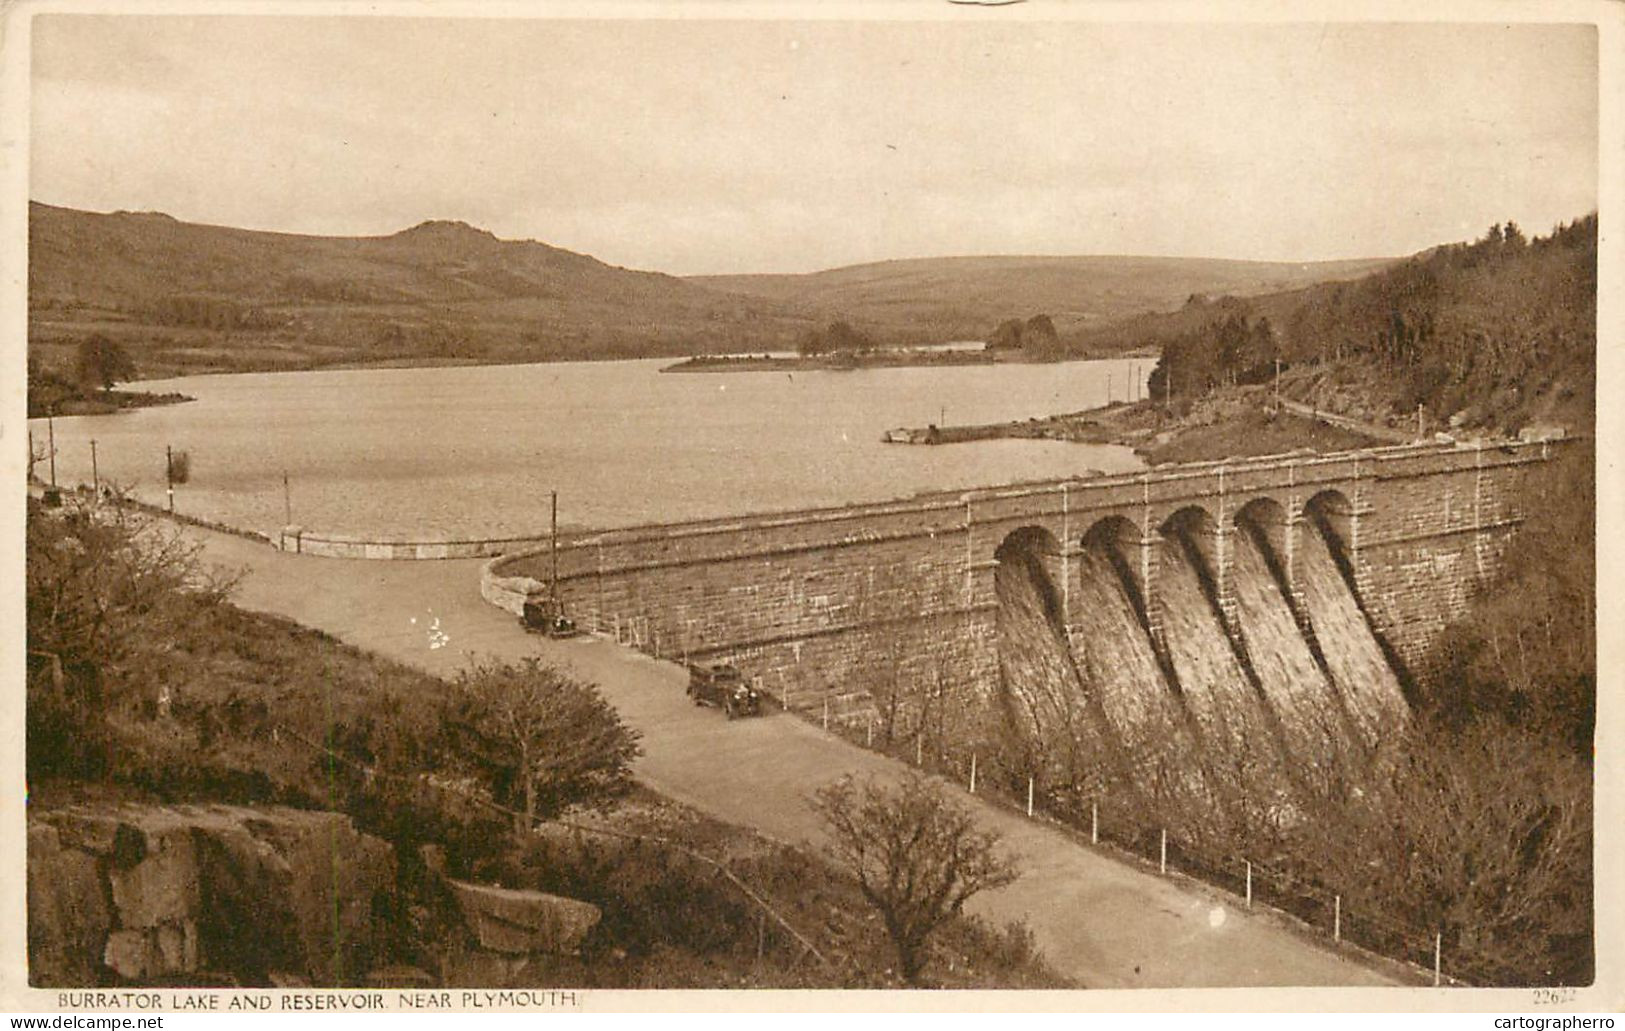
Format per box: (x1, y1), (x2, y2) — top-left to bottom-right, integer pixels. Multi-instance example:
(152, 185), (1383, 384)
(915, 735), (923, 766)
(1160, 829), (1167, 874)
(1091, 800), (1098, 844)
(1245, 860), (1253, 909)
(1026, 777), (1034, 817)
(969, 752), (977, 794)
(822, 692), (829, 730)
(1434, 931), (1443, 986)
(1334, 895), (1341, 942)
(866, 717), (873, 748)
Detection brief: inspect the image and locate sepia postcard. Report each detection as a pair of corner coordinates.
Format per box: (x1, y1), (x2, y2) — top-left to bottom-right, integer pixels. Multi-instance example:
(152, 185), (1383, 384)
(1, 0), (1620, 1016)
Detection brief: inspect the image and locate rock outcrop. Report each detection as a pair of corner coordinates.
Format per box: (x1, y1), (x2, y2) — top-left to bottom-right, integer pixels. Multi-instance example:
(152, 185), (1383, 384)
(446, 880), (601, 957)
(28, 804), (395, 987)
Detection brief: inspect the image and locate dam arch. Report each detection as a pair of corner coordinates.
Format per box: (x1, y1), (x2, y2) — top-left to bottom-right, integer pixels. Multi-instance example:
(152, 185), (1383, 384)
(991, 525), (1091, 777)
(993, 526), (1066, 626)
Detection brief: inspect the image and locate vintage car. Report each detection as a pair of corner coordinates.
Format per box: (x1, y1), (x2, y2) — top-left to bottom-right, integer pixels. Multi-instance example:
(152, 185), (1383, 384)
(519, 594), (580, 638)
(686, 662), (762, 719)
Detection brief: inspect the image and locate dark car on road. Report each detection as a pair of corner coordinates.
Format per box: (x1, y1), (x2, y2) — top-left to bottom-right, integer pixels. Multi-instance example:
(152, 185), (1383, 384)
(520, 594), (579, 638)
(686, 662), (762, 719)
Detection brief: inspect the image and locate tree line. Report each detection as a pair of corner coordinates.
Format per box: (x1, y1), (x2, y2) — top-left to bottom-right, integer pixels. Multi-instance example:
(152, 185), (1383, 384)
(1142, 214), (1596, 428)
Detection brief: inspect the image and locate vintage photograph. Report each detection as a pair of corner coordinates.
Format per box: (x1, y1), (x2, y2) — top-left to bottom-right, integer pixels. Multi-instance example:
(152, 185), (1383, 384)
(7, 0), (1611, 1008)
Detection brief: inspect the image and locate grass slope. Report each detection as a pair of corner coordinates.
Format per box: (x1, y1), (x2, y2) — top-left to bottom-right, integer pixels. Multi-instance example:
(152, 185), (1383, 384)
(693, 253), (1398, 344)
(28, 202), (819, 377)
(30, 201), (1395, 378)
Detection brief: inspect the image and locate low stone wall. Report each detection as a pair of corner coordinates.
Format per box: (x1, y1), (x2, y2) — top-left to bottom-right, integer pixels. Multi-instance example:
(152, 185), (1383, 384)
(481, 564), (547, 616)
(272, 526), (549, 560)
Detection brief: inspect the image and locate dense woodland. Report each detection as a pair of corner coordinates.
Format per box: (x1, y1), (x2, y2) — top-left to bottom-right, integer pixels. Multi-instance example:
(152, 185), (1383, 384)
(1138, 215), (1596, 432)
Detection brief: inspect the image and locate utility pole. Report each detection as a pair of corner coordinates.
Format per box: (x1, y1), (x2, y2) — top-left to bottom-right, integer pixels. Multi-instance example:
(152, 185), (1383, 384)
(47, 406), (57, 488)
(90, 440), (99, 497)
(165, 444), (174, 512)
(1274, 358), (1282, 407)
(1417, 404), (1425, 440)
(282, 470), (293, 526)
(550, 490), (560, 597)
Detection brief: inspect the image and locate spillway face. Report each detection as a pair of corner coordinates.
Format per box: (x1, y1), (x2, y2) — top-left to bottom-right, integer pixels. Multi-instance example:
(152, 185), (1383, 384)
(1072, 550), (1185, 757)
(994, 530), (1114, 786)
(1297, 500), (1411, 749)
(1223, 513), (1360, 794)
(1152, 516), (1297, 824)
(1069, 542), (1225, 842)
(987, 500), (1412, 847)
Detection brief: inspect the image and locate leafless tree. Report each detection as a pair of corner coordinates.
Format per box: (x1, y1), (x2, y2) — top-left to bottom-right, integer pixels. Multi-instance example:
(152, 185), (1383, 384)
(811, 772), (1019, 984)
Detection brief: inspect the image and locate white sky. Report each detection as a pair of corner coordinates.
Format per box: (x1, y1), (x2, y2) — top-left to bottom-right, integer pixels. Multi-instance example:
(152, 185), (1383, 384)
(29, 13), (1599, 275)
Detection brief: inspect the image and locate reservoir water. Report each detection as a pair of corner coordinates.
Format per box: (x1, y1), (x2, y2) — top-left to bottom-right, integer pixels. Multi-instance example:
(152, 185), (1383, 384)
(32, 357), (1150, 539)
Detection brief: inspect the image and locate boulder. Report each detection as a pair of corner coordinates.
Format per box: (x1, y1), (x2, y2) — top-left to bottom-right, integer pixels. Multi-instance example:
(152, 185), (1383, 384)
(27, 823), (111, 986)
(102, 922), (199, 982)
(446, 880), (600, 956)
(1518, 424), (1566, 443)
(107, 810), (200, 929)
(29, 804), (396, 987)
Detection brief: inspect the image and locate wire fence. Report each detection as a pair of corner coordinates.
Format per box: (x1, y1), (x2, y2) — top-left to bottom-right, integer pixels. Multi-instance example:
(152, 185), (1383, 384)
(812, 709), (1564, 988)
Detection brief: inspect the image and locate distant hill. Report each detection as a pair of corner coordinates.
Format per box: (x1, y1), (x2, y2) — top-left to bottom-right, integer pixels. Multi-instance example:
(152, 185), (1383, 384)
(691, 254), (1400, 345)
(27, 201), (1398, 379)
(27, 202), (818, 377)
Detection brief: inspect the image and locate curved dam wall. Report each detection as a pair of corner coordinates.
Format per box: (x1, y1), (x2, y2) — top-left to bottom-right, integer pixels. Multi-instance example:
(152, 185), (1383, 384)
(485, 439), (1573, 740)
(487, 439), (1566, 725)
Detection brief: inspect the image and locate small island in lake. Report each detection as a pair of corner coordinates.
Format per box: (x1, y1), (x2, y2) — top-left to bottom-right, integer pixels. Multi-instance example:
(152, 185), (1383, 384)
(663, 315), (1141, 373)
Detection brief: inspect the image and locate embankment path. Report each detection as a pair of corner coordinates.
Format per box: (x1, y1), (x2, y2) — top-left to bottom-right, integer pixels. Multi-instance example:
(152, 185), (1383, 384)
(183, 524), (1404, 991)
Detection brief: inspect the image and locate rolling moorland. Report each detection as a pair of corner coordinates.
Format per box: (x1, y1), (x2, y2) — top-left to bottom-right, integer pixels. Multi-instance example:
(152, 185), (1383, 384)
(694, 253), (1397, 347)
(29, 201), (1397, 380)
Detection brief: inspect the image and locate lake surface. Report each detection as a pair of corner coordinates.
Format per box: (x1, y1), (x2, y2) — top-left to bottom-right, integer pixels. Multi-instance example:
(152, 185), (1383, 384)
(31, 357), (1152, 539)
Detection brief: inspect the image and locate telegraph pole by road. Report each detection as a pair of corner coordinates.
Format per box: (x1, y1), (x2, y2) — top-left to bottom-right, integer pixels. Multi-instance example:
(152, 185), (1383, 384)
(47, 406), (57, 488)
(550, 490), (560, 596)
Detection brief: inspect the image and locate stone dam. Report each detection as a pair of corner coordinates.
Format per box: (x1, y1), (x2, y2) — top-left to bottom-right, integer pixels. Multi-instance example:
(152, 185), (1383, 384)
(484, 438), (1573, 801)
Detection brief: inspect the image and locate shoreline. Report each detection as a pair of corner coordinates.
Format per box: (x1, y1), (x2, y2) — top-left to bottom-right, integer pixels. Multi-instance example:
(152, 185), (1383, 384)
(659, 348), (1151, 374)
(881, 389), (1403, 464)
(662, 349), (1001, 373)
(27, 388), (194, 419)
